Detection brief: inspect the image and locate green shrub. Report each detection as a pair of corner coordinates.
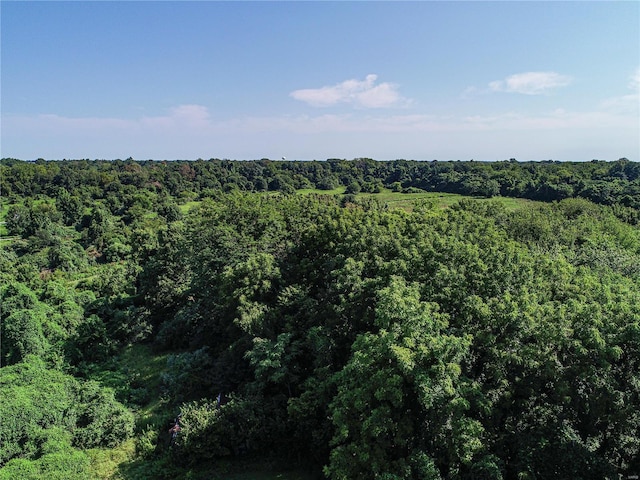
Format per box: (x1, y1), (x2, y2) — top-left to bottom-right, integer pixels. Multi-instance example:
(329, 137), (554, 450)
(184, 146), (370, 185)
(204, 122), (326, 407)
(0, 357), (134, 465)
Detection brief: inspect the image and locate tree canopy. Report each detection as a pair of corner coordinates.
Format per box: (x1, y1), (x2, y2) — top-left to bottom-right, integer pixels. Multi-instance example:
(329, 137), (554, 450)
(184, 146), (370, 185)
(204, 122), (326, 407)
(1, 158), (638, 478)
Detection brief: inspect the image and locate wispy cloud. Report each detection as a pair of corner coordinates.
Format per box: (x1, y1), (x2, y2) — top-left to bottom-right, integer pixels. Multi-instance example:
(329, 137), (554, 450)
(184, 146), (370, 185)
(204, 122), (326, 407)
(290, 74), (409, 108)
(629, 66), (640, 91)
(6, 104), (635, 137)
(600, 67), (640, 113)
(3, 101), (637, 160)
(7, 104), (214, 135)
(488, 71), (572, 95)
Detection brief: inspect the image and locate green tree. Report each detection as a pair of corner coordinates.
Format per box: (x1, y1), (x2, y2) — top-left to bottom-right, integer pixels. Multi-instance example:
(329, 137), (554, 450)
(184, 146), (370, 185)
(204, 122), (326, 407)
(326, 278), (474, 479)
(2, 309), (50, 365)
(83, 203), (118, 254)
(1, 282), (51, 365)
(55, 188), (84, 226)
(5, 204), (32, 237)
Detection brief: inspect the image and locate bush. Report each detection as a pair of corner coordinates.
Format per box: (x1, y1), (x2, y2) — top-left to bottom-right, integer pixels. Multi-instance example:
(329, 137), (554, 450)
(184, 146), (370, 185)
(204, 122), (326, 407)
(161, 348), (213, 404)
(0, 357), (134, 465)
(178, 395), (283, 463)
(72, 380), (135, 449)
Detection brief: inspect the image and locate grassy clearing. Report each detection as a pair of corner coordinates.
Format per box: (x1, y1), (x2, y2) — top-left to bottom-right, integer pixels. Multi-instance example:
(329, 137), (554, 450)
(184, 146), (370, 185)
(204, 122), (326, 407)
(179, 200), (202, 213)
(85, 344), (170, 479)
(298, 187), (534, 212)
(297, 187), (346, 196)
(372, 191), (534, 212)
(168, 189), (533, 216)
(492, 195), (535, 211)
(87, 439), (137, 480)
(116, 344), (170, 426)
(360, 190), (463, 210)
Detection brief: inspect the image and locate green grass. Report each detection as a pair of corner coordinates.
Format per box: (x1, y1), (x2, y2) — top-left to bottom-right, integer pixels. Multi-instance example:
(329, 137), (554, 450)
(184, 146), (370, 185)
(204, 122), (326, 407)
(492, 195), (535, 211)
(179, 200), (202, 213)
(371, 191), (533, 212)
(169, 189), (534, 216)
(360, 189), (463, 210)
(87, 439), (137, 480)
(297, 187), (533, 212)
(85, 343), (170, 427)
(115, 344), (170, 426)
(84, 344), (171, 479)
(297, 186), (346, 196)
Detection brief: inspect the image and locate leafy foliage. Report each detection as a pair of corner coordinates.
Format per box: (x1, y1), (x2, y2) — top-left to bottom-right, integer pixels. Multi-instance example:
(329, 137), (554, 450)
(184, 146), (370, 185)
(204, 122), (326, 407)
(1, 158), (639, 478)
(0, 357), (134, 466)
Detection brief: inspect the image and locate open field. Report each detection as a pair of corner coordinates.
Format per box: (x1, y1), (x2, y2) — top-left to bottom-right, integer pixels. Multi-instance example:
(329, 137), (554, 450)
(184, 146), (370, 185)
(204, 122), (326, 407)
(299, 187), (533, 211)
(177, 188), (536, 215)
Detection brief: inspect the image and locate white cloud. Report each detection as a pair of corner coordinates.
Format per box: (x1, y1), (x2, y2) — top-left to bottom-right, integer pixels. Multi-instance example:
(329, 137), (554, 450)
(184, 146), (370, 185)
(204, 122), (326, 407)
(8, 104), (214, 135)
(489, 71), (572, 95)
(460, 86), (479, 98)
(3, 102), (638, 160)
(600, 67), (640, 113)
(290, 74), (409, 108)
(629, 66), (640, 91)
(168, 104), (211, 125)
(600, 94), (639, 113)
(7, 105), (634, 138)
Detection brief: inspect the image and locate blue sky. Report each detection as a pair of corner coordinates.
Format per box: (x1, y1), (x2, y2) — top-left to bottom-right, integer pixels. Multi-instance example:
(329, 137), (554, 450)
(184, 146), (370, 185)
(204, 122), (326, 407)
(2, 1), (638, 161)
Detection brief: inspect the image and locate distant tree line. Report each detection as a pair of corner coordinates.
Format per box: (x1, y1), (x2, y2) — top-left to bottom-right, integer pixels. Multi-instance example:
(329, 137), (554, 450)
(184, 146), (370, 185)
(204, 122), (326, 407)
(2, 157), (639, 213)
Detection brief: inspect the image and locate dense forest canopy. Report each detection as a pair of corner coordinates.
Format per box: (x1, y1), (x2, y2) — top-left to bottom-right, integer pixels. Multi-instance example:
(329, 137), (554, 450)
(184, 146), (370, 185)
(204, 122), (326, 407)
(0, 157), (639, 479)
(2, 157), (639, 211)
